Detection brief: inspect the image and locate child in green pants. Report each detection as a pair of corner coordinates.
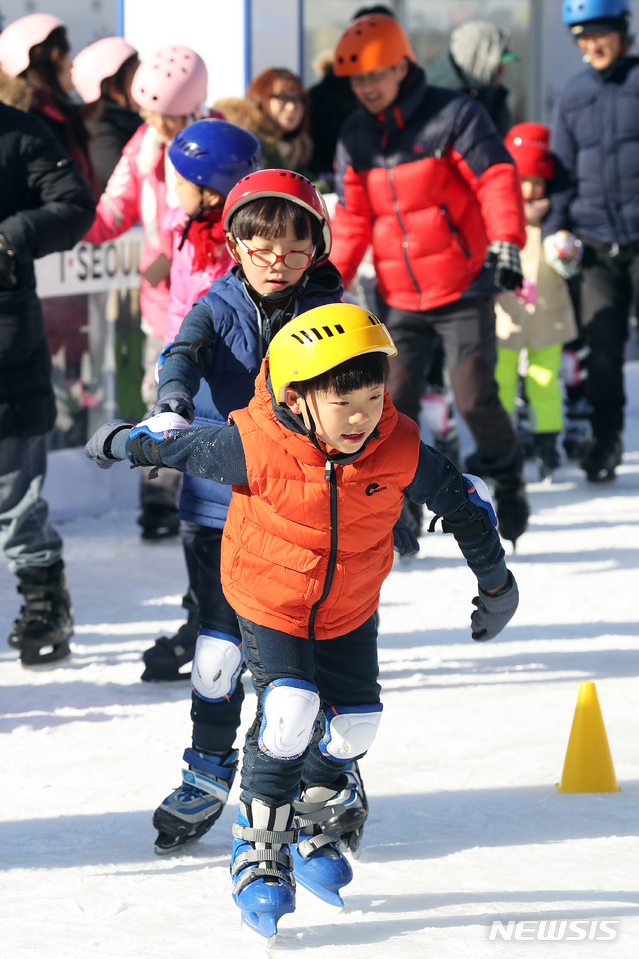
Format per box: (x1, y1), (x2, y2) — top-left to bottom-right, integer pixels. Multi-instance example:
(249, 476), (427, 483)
(495, 123), (578, 480)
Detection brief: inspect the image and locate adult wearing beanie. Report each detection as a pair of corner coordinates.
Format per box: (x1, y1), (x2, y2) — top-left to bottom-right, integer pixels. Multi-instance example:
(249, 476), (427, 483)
(427, 20), (519, 137)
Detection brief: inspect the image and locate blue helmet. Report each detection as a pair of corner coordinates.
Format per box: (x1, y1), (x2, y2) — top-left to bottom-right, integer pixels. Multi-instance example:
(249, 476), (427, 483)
(562, 0), (630, 29)
(169, 119), (263, 196)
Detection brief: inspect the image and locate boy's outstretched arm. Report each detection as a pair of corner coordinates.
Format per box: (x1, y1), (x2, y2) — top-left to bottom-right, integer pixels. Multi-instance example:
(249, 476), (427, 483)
(85, 413), (248, 485)
(405, 442), (519, 640)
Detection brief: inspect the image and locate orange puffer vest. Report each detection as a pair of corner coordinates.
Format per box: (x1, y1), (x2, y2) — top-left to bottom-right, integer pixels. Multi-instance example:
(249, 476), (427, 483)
(221, 364), (420, 640)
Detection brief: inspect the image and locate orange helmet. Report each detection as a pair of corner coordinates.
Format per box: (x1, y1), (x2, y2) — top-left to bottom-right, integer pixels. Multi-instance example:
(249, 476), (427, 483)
(334, 14), (415, 77)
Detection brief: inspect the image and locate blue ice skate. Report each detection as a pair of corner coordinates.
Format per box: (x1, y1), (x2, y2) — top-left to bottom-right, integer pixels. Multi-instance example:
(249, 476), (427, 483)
(292, 783), (353, 908)
(323, 760), (369, 858)
(231, 799), (296, 946)
(153, 748), (237, 854)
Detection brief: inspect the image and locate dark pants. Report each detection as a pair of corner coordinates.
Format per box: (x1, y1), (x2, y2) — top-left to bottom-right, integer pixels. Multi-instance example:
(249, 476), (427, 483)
(189, 525), (244, 755)
(380, 295), (515, 453)
(580, 239), (639, 439)
(238, 614), (381, 805)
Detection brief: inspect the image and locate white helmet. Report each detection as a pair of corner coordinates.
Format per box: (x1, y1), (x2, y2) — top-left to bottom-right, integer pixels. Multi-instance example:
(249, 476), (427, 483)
(72, 37), (137, 104)
(0, 13), (65, 78)
(131, 45), (207, 116)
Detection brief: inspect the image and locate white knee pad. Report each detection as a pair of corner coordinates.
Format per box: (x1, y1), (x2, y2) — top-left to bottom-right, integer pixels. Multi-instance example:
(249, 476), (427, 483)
(191, 629), (242, 703)
(319, 703), (383, 762)
(258, 679), (320, 761)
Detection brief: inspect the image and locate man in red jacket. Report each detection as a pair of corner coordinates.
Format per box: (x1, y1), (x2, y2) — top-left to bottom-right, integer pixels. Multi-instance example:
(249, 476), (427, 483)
(330, 13), (529, 546)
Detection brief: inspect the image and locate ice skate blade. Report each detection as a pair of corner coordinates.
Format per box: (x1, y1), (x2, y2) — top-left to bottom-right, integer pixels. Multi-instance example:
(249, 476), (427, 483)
(241, 912), (278, 947)
(20, 650), (72, 670)
(153, 836), (200, 856)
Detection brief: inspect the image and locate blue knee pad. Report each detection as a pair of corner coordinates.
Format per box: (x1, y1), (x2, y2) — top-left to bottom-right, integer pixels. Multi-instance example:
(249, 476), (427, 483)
(191, 628), (242, 703)
(319, 704), (383, 762)
(258, 679), (320, 761)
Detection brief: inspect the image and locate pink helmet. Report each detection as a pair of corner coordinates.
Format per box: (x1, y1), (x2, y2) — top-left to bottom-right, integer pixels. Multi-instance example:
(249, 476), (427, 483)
(131, 45), (207, 116)
(72, 37), (137, 104)
(0, 13), (65, 78)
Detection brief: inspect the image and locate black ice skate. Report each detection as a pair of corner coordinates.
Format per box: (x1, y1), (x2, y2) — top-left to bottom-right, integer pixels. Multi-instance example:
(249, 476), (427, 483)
(153, 748), (237, 854)
(534, 433), (560, 482)
(138, 503), (179, 541)
(141, 588), (198, 682)
(580, 433), (622, 483)
(563, 397), (593, 461)
(322, 760), (369, 858)
(8, 560), (73, 667)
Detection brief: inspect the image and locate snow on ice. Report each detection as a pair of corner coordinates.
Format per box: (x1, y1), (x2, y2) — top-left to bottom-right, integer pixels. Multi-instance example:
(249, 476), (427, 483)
(1, 369), (639, 958)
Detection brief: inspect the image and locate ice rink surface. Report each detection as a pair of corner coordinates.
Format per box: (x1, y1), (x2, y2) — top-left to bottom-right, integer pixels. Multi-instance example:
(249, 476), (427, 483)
(1, 368), (638, 959)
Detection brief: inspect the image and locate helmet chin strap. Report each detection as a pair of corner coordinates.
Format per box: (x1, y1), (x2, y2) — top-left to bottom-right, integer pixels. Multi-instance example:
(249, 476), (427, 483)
(285, 394), (379, 467)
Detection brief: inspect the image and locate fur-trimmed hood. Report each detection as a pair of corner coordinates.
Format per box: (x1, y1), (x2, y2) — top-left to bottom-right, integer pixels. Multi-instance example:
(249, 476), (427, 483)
(0, 71), (33, 112)
(214, 95), (313, 170)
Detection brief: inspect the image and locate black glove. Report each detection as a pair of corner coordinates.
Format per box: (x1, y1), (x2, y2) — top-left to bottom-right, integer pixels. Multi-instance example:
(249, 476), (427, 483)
(392, 517), (420, 556)
(0, 234), (18, 291)
(144, 389), (195, 423)
(84, 419), (132, 469)
(470, 570), (519, 641)
(484, 241), (523, 292)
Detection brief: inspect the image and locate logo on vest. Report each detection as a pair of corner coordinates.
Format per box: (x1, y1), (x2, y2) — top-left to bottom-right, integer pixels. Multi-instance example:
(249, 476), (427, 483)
(365, 482), (388, 497)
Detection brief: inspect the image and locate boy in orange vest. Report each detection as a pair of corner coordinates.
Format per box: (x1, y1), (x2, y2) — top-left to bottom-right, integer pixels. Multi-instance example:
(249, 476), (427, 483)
(86, 302), (518, 944)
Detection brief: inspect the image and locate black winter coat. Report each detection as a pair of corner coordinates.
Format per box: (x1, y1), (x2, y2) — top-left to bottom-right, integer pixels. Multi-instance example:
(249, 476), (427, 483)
(87, 102), (143, 192)
(0, 103), (96, 438)
(547, 56), (639, 245)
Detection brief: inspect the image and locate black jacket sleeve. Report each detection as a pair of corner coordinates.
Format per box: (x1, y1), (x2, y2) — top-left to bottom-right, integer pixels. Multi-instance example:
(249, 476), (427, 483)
(405, 442), (507, 591)
(116, 421), (249, 485)
(0, 109), (96, 267)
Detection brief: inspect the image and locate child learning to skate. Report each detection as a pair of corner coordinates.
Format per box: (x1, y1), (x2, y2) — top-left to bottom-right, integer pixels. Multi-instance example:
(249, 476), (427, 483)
(138, 118), (262, 683)
(494, 123), (578, 481)
(86, 301), (519, 944)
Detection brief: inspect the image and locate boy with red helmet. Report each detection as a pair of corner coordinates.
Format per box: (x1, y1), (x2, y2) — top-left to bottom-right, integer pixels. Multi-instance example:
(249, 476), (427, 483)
(123, 169), (353, 854)
(330, 13), (530, 547)
(495, 124), (578, 480)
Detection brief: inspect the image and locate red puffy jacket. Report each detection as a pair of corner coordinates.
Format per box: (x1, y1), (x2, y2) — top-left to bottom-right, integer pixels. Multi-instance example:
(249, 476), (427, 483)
(331, 69), (526, 313)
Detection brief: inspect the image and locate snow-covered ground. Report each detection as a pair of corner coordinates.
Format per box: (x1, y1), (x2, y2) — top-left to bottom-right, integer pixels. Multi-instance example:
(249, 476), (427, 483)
(2, 370), (639, 959)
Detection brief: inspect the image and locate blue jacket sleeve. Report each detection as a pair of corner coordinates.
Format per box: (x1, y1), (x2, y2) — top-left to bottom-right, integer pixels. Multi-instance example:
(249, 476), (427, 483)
(544, 97), (579, 237)
(157, 301), (217, 400)
(405, 442), (508, 591)
(113, 422), (249, 484)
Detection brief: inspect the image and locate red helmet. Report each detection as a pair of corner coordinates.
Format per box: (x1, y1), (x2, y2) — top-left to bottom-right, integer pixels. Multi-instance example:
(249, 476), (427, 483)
(504, 123), (556, 180)
(222, 169), (332, 264)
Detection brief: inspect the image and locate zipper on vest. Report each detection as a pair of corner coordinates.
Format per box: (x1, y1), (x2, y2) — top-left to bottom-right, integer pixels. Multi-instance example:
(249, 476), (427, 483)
(308, 459), (338, 642)
(387, 166), (422, 306)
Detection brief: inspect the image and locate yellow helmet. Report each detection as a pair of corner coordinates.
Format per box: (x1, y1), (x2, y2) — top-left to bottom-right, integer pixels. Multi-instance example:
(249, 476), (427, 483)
(269, 303), (397, 403)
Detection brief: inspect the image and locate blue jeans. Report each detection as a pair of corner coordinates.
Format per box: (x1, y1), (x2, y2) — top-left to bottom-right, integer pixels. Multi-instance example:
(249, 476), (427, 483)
(238, 614), (381, 805)
(0, 434), (62, 575)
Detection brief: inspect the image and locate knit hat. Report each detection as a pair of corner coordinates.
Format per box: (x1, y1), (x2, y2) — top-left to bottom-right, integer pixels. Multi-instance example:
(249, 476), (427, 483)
(449, 20), (519, 86)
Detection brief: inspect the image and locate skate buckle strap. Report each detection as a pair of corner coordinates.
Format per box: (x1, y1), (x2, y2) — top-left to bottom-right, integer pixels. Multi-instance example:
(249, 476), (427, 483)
(232, 823), (297, 844)
(233, 864), (296, 896)
(182, 748), (237, 781)
(293, 797), (346, 824)
(181, 768), (230, 803)
(231, 848), (294, 875)
(296, 829), (341, 859)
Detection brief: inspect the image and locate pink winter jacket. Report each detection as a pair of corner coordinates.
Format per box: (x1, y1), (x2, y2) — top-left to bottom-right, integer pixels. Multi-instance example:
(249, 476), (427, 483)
(84, 123), (173, 339)
(162, 206), (234, 345)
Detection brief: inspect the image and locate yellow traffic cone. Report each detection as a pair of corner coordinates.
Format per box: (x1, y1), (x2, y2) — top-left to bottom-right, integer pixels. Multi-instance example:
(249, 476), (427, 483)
(557, 682), (620, 793)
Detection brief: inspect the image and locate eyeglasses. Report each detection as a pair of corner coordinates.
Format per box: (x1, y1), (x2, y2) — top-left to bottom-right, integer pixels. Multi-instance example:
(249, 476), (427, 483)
(269, 93), (305, 107)
(234, 237), (315, 270)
